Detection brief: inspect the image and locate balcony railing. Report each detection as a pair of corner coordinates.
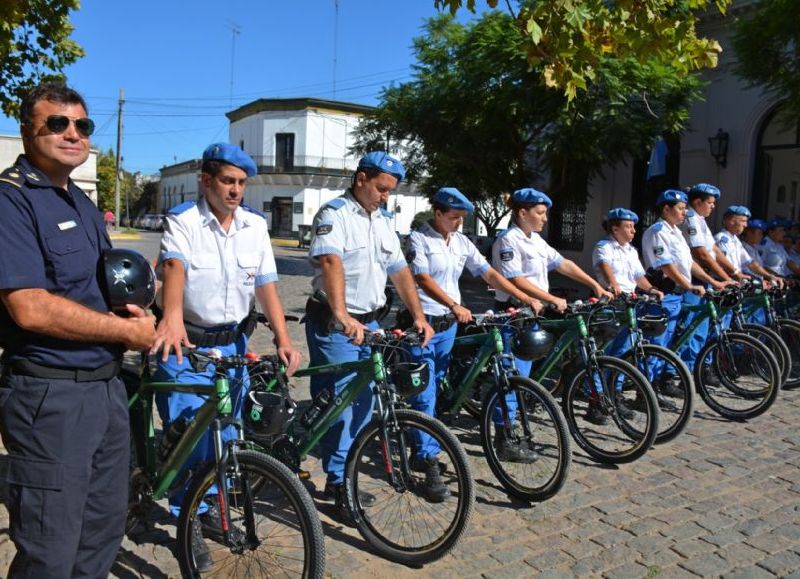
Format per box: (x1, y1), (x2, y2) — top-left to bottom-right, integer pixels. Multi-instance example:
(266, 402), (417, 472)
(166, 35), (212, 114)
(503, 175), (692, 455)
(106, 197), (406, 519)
(249, 155), (358, 173)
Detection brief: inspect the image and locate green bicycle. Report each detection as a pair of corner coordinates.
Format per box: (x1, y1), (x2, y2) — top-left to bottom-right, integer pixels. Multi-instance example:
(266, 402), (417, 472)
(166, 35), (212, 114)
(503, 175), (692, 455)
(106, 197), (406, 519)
(437, 308), (572, 502)
(244, 327), (475, 567)
(122, 351), (325, 579)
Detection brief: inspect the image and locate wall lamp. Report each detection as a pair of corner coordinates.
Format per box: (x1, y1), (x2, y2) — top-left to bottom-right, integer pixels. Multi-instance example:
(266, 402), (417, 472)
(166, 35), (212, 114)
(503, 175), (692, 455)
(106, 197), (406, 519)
(708, 128), (729, 168)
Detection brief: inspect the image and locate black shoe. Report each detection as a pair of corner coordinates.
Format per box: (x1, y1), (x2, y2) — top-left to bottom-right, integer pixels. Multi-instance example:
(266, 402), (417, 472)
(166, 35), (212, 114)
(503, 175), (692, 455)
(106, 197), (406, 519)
(409, 455), (447, 475)
(199, 499), (244, 543)
(656, 376), (685, 398)
(191, 516), (213, 573)
(325, 483), (356, 527)
(415, 457), (451, 503)
(494, 431), (538, 463)
(323, 482), (376, 507)
(614, 396), (635, 420)
(584, 403), (609, 426)
(702, 367), (721, 387)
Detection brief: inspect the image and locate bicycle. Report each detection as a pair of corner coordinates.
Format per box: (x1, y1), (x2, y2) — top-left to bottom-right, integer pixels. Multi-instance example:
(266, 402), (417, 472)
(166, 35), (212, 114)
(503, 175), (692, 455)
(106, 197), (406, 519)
(600, 293), (694, 444)
(122, 351), (325, 579)
(668, 288), (782, 421)
(243, 326), (475, 567)
(529, 299), (660, 464)
(436, 307), (572, 502)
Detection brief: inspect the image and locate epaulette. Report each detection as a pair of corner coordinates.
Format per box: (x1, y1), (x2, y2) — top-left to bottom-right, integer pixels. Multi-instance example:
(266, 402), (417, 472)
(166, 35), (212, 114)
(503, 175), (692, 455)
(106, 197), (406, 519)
(595, 239), (611, 247)
(0, 166), (25, 190)
(650, 222), (665, 233)
(241, 203), (266, 220)
(168, 201), (197, 215)
(380, 207), (394, 219)
(686, 208), (697, 218)
(323, 198), (346, 210)
(496, 228), (510, 238)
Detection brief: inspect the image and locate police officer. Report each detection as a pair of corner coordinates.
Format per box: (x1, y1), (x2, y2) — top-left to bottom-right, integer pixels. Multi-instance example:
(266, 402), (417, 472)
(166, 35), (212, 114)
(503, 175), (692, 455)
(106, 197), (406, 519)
(715, 206), (778, 284)
(151, 143), (302, 567)
(681, 183), (738, 284)
(0, 82), (157, 578)
(305, 151), (434, 523)
(492, 188), (612, 425)
(642, 189), (726, 375)
(762, 220), (800, 278)
(405, 187), (541, 470)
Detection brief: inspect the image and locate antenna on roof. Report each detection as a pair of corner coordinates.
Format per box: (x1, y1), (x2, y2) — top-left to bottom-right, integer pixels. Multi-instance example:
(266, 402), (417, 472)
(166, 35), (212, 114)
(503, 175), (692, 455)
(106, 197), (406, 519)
(333, 0), (339, 99)
(227, 20), (241, 108)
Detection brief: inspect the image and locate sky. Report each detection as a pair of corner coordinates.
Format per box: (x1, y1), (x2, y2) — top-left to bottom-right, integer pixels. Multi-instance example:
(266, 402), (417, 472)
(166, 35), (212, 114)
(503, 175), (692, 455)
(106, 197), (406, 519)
(0, 0), (481, 175)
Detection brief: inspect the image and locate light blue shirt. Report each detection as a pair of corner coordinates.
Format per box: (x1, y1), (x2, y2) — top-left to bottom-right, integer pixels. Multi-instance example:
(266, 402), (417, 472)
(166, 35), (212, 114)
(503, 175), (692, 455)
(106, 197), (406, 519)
(642, 218), (693, 282)
(492, 224), (563, 300)
(407, 221), (489, 316)
(762, 237), (791, 276)
(308, 191), (406, 314)
(592, 237), (645, 293)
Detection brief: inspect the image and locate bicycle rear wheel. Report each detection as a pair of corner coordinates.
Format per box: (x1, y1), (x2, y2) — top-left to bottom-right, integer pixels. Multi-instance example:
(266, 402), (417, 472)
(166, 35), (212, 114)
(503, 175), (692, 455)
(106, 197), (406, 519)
(561, 356), (659, 464)
(177, 449), (325, 578)
(480, 376), (571, 502)
(775, 319), (800, 389)
(738, 323), (790, 387)
(345, 409), (474, 566)
(623, 344), (694, 444)
(694, 332), (780, 421)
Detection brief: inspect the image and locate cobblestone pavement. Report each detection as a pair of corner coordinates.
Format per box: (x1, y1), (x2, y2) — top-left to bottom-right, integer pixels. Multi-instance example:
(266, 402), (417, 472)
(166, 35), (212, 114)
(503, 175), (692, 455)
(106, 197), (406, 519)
(1, 238), (799, 577)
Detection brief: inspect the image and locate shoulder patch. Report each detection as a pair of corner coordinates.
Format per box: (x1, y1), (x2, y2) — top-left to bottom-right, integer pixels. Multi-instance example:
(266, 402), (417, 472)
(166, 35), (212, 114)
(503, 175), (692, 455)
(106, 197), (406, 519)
(596, 239), (611, 248)
(650, 222), (665, 233)
(315, 222), (333, 236)
(688, 227), (698, 236)
(168, 201), (197, 215)
(324, 198), (346, 210)
(500, 249), (514, 262)
(654, 246), (665, 256)
(496, 228), (510, 238)
(241, 203), (266, 220)
(686, 208), (696, 218)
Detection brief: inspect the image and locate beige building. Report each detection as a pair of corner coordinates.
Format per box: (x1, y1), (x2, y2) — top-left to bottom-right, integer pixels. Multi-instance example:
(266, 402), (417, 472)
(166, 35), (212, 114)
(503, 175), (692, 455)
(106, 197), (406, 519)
(0, 134), (99, 204)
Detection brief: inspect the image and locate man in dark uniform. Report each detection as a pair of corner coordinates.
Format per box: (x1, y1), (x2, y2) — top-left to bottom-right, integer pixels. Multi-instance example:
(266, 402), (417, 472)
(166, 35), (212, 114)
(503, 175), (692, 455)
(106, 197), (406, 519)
(0, 82), (157, 578)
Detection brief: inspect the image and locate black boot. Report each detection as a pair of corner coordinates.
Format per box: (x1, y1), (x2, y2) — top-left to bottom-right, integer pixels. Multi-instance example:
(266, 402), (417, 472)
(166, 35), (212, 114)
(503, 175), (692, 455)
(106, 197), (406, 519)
(415, 457), (451, 503)
(494, 429), (538, 463)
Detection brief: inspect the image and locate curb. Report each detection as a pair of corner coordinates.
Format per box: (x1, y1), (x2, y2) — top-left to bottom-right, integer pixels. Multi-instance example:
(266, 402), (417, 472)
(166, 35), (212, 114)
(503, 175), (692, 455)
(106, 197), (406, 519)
(271, 237), (304, 248)
(110, 233), (141, 240)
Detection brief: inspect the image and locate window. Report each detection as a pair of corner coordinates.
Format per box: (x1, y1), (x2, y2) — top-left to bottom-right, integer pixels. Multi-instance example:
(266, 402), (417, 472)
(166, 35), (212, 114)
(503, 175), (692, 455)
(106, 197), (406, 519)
(262, 201), (272, 213)
(276, 133), (295, 171)
(239, 139), (245, 150)
(548, 203), (586, 251)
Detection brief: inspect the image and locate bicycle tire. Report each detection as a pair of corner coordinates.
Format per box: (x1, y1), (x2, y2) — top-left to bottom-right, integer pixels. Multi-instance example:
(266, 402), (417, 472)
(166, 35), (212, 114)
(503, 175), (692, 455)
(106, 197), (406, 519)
(345, 409), (474, 566)
(561, 355), (659, 464)
(480, 376), (572, 502)
(738, 323), (790, 387)
(177, 449), (325, 579)
(623, 344), (694, 444)
(775, 318), (800, 389)
(694, 332), (780, 421)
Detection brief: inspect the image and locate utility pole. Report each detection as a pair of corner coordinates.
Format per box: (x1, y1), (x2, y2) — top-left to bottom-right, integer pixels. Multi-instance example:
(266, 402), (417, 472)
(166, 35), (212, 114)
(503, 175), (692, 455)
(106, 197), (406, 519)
(114, 87), (124, 231)
(333, 0), (339, 99)
(227, 21), (241, 108)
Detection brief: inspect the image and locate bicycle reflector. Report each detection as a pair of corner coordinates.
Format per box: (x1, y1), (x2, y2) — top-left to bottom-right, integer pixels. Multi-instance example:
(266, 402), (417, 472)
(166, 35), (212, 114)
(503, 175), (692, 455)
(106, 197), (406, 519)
(390, 361), (430, 397)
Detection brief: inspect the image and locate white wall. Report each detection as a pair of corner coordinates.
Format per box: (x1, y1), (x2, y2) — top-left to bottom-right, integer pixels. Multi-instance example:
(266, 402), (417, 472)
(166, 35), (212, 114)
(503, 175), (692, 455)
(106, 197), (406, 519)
(160, 171), (200, 211)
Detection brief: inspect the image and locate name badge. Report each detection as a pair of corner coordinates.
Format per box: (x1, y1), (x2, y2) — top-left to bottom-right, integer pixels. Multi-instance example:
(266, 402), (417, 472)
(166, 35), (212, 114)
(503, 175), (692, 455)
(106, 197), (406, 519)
(58, 220), (77, 231)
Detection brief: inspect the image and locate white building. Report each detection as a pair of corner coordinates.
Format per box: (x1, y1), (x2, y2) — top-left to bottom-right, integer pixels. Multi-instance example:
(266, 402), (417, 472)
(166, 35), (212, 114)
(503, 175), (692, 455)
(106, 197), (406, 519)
(158, 98), (429, 236)
(0, 134), (99, 203)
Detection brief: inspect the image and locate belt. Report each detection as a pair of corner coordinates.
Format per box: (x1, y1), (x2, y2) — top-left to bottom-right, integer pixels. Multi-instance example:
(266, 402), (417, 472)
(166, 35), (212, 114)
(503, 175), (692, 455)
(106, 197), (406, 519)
(7, 359), (121, 382)
(184, 310), (258, 348)
(351, 309), (382, 324)
(427, 314), (455, 333)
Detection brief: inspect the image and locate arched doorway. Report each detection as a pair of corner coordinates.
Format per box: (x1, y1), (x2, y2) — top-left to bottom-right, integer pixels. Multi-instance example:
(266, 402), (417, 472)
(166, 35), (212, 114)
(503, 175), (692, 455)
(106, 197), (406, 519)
(752, 105), (800, 220)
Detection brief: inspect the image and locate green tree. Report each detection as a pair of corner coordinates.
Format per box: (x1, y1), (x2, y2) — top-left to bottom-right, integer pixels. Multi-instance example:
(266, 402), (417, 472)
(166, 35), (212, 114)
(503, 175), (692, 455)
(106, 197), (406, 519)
(434, 0), (729, 101)
(732, 0), (800, 122)
(0, 1), (84, 118)
(355, 12), (701, 228)
(96, 148), (116, 212)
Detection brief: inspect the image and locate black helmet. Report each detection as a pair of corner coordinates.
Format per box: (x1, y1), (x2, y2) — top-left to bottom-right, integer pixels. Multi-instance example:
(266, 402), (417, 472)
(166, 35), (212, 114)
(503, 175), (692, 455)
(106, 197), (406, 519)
(243, 390), (297, 436)
(390, 361), (429, 397)
(638, 312), (668, 337)
(512, 326), (554, 360)
(102, 248), (156, 314)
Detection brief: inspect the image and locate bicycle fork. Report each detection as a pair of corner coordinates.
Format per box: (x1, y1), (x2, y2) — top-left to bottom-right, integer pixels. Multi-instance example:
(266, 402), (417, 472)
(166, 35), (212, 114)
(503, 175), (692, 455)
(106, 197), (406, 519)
(373, 389), (412, 493)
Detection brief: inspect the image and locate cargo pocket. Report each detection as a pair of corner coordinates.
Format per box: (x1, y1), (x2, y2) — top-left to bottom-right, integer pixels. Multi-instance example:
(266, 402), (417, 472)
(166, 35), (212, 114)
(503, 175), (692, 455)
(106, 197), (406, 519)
(6, 455), (64, 538)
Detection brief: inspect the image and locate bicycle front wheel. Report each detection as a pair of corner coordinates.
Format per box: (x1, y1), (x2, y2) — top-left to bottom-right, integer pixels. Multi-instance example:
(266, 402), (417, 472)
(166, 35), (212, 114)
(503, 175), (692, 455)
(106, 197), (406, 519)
(562, 355), (659, 464)
(738, 323), (790, 387)
(177, 449), (325, 579)
(695, 332), (780, 421)
(624, 344), (694, 444)
(345, 409), (474, 566)
(480, 376), (571, 502)
(775, 318), (800, 389)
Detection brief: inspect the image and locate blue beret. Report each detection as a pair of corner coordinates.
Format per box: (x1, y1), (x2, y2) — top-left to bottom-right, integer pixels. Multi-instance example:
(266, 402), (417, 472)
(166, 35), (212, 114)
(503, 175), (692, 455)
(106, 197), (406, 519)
(747, 218), (767, 231)
(202, 143), (257, 178)
(724, 205), (751, 218)
(357, 151), (405, 182)
(606, 207), (639, 223)
(656, 189), (688, 206)
(688, 183), (721, 198)
(511, 188), (552, 208)
(766, 219), (786, 231)
(432, 187), (474, 213)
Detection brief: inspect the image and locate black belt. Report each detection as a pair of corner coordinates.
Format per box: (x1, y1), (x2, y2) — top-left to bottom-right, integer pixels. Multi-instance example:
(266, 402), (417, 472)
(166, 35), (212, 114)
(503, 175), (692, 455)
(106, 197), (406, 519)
(183, 310), (258, 348)
(7, 359), (121, 382)
(427, 314), (455, 333)
(351, 309), (382, 324)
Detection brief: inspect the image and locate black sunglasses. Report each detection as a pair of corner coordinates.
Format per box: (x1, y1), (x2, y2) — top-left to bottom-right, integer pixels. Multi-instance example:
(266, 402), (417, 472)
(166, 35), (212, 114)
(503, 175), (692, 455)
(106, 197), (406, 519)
(44, 115), (95, 137)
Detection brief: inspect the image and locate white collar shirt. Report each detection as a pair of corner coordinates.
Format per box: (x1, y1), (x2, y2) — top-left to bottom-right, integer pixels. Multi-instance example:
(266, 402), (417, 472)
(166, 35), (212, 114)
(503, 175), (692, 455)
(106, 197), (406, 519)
(491, 224), (563, 301)
(714, 230), (751, 274)
(642, 218), (693, 281)
(681, 209), (717, 259)
(157, 197), (278, 327)
(407, 221), (490, 315)
(592, 236), (645, 293)
(308, 191), (406, 314)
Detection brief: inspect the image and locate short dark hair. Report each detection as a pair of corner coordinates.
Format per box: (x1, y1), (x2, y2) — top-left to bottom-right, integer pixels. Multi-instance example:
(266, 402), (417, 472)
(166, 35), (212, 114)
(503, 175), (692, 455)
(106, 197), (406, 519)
(351, 167), (382, 188)
(201, 159), (225, 177)
(603, 219), (624, 233)
(20, 81), (88, 125)
(688, 191), (715, 203)
(432, 201), (449, 213)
